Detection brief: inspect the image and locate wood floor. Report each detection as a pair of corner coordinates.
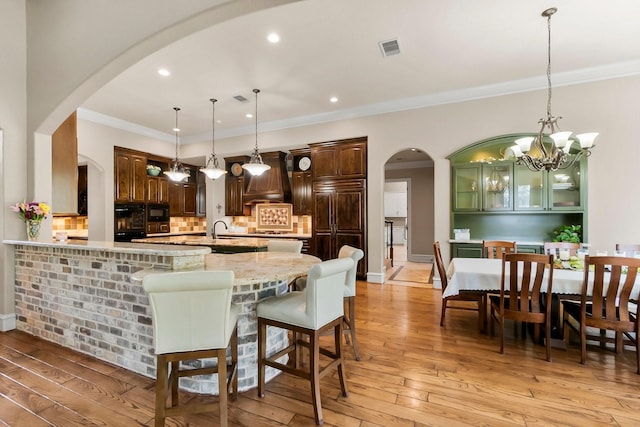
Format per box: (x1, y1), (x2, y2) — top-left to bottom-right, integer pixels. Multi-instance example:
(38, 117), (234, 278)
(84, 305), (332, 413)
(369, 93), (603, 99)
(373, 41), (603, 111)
(2, 281), (640, 426)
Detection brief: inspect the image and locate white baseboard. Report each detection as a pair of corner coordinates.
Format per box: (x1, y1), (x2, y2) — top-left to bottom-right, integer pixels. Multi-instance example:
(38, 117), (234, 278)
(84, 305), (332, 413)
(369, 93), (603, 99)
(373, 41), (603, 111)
(366, 271), (385, 284)
(432, 277), (443, 290)
(0, 313), (16, 331)
(407, 254), (434, 263)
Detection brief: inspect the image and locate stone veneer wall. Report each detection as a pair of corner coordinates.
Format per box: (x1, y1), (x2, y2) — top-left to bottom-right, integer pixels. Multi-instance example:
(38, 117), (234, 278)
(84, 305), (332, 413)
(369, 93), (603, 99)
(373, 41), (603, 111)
(12, 244), (288, 393)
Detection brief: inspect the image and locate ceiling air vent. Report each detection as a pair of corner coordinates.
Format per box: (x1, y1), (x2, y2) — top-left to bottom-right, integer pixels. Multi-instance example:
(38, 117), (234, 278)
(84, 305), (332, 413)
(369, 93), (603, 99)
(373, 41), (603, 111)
(233, 95), (249, 103)
(379, 38), (400, 57)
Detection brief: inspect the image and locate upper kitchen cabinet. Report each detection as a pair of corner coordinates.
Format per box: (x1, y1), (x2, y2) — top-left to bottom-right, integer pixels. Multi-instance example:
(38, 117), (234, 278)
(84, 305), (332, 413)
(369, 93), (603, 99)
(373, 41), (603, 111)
(243, 151), (292, 204)
(310, 137), (367, 180)
(147, 176), (169, 204)
(52, 111), (79, 214)
(224, 155), (250, 216)
(168, 165), (199, 217)
(290, 148), (313, 216)
(114, 147), (147, 203)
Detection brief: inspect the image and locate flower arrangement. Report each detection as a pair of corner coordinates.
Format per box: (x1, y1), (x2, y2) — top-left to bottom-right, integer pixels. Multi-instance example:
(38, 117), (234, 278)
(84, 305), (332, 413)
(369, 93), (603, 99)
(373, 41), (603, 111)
(10, 201), (51, 222)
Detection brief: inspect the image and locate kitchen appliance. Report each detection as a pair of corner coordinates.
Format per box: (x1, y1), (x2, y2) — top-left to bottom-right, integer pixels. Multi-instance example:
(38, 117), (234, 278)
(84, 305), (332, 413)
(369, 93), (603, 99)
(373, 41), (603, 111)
(114, 203), (146, 242)
(147, 204), (169, 222)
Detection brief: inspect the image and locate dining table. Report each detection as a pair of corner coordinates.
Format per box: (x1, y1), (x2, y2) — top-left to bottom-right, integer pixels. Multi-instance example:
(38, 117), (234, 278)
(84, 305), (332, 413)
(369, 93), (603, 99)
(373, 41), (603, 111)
(444, 257), (640, 300)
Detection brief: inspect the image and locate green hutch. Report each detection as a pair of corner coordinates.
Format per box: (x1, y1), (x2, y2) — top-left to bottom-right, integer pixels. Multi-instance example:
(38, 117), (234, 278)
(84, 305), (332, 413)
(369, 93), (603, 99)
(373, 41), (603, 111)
(448, 134), (587, 258)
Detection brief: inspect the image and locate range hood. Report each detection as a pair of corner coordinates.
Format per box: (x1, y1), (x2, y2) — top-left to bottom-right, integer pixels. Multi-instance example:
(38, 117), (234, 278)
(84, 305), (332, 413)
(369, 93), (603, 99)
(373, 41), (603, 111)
(243, 151), (292, 204)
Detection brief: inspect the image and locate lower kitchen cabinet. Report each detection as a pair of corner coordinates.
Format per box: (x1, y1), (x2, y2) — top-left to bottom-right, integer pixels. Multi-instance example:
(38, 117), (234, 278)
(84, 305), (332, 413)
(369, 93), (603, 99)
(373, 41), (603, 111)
(313, 179), (366, 277)
(451, 242), (542, 258)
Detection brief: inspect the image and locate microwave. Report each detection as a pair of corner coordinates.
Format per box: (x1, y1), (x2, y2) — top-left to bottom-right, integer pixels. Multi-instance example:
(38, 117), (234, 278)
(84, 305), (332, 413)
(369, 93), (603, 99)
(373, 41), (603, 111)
(147, 204), (170, 222)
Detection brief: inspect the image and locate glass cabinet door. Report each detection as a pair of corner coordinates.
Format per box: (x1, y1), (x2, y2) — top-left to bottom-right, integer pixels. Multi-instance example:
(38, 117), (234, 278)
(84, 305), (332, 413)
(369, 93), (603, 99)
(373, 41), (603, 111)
(452, 165), (480, 211)
(514, 167), (546, 210)
(482, 163), (512, 210)
(548, 159), (583, 210)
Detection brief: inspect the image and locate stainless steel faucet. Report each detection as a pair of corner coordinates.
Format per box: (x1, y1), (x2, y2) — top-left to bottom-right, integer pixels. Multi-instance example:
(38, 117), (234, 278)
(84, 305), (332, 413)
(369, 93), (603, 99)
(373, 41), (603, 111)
(212, 220), (228, 239)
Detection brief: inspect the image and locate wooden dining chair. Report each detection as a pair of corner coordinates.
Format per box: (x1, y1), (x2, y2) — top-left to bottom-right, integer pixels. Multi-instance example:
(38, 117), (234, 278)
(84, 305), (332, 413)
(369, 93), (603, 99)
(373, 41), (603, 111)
(543, 242), (580, 258)
(615, 243), (640, 257)
(562, 255), (640, 373)
(489, 253), (554, 361)
(482, 240), (517, 259)
(434, 241), (486, 332)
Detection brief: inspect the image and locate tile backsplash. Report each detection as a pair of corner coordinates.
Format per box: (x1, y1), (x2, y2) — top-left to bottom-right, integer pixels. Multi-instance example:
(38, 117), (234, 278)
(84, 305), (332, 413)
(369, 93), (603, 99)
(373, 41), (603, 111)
(170, 217), (207, 233)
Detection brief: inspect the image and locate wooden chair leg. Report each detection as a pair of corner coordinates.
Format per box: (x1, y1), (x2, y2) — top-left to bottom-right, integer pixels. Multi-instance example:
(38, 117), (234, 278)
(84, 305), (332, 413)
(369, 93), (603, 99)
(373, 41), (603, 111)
(545, 321), (552, 362)
(499, 313), (505, 355)
(309, 330), (323, 425)
(155, 354), (168, 427)
(440, 299), (447, 327)
(257, 319), (266, 398)
(230, 328), (238, 402)
(170, 360), (179, 407)
(335, 319), (348, 397)
(217, 348), (228, 427)
(345, 296), (361, 361)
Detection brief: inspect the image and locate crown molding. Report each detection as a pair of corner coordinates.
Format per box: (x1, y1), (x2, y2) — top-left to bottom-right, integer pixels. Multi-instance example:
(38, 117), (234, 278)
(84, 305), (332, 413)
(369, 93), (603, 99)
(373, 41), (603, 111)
(79, 60), (640, 144)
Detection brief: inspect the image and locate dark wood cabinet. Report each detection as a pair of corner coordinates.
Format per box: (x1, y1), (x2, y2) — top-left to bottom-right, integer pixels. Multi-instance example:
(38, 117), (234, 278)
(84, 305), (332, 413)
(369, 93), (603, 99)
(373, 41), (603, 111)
(147, 222), (170, 234)
(310, 138), (367, 277)
(292, 171), (313, 215)
(224, 156), (250, 216)
(290, 147), (313, 215)
(114, 148), (147, 203)
(311, 137), (367, 180)
(196, 169), (207, 217)
(169, 181), (197, 216)
(147, 176), (169, 204)
(313, 179), (366, 276)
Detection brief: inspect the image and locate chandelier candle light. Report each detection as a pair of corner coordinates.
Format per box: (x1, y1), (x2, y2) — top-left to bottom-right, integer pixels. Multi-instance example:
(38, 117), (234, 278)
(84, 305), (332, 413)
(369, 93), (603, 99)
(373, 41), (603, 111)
(242, 88), (271, 176)
(511, 7), (598, 172)
(164, 107), (190, 182)
(200, 98), (227, 179)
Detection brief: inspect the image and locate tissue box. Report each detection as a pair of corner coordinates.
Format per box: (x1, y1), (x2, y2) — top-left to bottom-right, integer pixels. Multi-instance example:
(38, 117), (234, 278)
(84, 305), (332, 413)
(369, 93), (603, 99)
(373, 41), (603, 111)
(454, 229), (470, 240)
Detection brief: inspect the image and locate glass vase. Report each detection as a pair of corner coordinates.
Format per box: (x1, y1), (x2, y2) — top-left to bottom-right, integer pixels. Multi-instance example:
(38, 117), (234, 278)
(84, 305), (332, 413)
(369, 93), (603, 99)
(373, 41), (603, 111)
(26, 219), (42, 241)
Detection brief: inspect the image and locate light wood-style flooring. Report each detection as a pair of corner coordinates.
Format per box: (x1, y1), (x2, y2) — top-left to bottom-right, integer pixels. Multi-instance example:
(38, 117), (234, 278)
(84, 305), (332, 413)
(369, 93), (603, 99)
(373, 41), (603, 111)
(2, 281), (640, 426)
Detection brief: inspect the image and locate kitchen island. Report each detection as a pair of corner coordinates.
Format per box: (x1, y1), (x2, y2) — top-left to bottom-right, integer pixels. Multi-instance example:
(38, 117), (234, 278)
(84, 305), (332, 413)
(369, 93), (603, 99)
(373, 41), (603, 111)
(4, 239), (319, 394)
(133, 235), (270, 253)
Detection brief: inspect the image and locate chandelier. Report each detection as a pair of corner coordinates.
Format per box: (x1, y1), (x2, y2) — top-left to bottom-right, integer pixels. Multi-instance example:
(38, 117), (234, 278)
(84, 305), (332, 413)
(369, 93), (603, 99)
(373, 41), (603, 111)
(242, 89), (271, 176)
(511, 7), (598, 172)
(164, 107), (190, 182)
(200, 98), (227, 179)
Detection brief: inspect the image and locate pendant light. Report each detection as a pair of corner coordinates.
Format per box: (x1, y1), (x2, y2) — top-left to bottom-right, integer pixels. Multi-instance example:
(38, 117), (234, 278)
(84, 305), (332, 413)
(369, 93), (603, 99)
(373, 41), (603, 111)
(242, 89), (271, 176)
(164, 107), (190, 182)
(200, 98), (227, 179)
(510, 8), (598, 172)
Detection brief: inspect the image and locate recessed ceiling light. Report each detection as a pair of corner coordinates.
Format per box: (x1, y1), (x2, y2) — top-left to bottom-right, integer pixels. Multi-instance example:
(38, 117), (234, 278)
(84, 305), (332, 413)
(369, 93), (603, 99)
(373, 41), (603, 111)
(157, 68), (171, 77)
(330, 97), (338, 103)
(246, 113), (253, 118)
(267, 32), (280, 43)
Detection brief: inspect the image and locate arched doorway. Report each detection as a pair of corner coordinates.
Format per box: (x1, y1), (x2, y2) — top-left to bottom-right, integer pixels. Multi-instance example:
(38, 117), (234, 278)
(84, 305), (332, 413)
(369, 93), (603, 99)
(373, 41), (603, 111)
(383, 148), (435, 285)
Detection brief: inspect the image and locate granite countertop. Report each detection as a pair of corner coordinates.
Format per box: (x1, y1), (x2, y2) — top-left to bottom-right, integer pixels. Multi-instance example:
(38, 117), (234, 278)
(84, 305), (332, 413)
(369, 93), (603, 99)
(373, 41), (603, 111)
(132, 235), (270, 248)
(146, 230), (206, 237)
(217, 232), (312, 239)
(132, 252), (321, 286)
(3, 239), (211, 256)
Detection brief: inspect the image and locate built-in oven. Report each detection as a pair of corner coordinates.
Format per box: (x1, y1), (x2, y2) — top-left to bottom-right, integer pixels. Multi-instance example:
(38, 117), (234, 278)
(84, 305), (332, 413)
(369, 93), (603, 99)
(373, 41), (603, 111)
(114, 203), (146, 242)
(146, 204), (170, 235)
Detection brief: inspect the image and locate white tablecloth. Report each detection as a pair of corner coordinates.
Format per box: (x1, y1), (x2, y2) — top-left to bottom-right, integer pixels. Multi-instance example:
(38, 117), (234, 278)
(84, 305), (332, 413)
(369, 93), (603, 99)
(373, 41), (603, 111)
(444, 258), (640, 299)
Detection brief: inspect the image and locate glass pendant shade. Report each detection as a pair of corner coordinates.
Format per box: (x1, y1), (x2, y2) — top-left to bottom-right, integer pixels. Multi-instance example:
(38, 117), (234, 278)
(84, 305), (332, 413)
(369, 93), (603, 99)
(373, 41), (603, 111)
(242, 88), (271, 176)
(200, 98), (227, 179)
(164, 107), (190, 181)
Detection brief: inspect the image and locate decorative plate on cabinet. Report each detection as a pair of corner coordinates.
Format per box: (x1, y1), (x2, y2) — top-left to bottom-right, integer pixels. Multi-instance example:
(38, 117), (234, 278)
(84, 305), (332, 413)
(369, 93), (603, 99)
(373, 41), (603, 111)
(231, 163), (243, 176)
(298, 156), (311, 171)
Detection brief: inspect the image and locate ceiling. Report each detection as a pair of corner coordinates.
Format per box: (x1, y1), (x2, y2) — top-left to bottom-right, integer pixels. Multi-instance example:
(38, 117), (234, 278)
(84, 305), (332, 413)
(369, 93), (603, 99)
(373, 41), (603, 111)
(80, 0), (640, 150)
